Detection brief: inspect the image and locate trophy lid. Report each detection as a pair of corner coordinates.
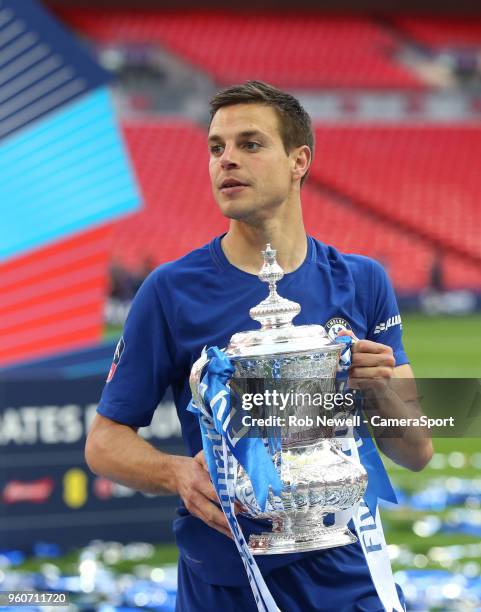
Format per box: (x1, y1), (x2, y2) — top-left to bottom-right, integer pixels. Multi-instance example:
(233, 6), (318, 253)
(226, 244), (341, 358)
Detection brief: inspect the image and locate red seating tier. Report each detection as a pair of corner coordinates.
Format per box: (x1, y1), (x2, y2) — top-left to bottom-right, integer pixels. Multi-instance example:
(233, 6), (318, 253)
(395, 16), (481, 48)
(113, 122), (481, 291)
(302, 186), (432, 291)
(56, 9), (423, 89)
(310, 124), (481, 262)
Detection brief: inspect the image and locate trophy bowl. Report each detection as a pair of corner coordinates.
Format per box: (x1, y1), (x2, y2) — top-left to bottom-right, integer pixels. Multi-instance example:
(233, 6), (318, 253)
(190, 244), (367, 555)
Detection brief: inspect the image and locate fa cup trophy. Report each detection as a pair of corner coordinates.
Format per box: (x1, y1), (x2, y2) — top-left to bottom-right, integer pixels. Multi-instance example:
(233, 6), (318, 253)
(190, 244), (367, 555)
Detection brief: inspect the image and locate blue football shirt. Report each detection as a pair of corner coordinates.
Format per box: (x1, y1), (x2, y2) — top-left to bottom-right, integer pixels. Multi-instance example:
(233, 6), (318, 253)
(98, 234), (408, 586)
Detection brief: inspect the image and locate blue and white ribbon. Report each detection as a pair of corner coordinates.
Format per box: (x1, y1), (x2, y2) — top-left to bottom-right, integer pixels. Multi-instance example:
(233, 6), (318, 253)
(334, 336), (404, 612)
(343, 435), (405, 612)
(335, 336), (397, 517)
(188, 347), (281, 611)
(193, 347), (282, 511)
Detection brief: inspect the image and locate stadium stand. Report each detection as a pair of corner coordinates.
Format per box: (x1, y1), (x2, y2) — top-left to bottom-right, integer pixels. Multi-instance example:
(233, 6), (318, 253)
(111, 122), (481, 292)
(443, 255), (481, 291)
(55, 9), (424, 89)
(302, 186), (432, 291)
(310, 124), (481, 264)
(305, 185), (481, 290)
(113, 120), (228, 267)
(49, 9), (480, 293)
(305, 188), (481, 291)
(394, 16), (481, 48)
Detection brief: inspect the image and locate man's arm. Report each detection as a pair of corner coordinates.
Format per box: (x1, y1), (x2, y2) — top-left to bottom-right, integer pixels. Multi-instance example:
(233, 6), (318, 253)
(340, 332), (433, 471)
(85, 413), (232, 538)
(368, 363), (434, 472)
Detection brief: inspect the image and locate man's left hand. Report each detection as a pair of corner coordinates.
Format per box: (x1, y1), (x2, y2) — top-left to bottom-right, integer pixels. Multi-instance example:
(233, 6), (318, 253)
(336, 330), (433, 471)
(337, 330), (395, 381)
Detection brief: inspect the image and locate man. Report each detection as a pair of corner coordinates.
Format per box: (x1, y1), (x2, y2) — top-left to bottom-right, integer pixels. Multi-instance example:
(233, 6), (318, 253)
(86, 81), (432, 611)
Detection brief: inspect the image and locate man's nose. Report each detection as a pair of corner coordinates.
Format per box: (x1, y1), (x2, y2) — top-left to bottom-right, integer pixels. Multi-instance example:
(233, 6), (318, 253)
(219, 145), (239, 169)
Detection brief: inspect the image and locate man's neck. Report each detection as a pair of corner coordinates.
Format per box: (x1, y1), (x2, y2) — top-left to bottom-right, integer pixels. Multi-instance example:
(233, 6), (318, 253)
(221, 217), (308, 275)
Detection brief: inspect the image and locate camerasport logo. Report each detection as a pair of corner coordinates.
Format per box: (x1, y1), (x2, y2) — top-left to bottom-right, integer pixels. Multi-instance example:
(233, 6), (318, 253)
(106, 337), (125, 382)
(2, 477), (55, 504)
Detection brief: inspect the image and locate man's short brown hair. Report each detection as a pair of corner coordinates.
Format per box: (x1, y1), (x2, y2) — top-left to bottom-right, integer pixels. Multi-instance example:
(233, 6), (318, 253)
(209, 80), (314, 185)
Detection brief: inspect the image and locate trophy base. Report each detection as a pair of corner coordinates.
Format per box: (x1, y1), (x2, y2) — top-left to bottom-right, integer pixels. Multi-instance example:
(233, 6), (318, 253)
(248, 525), (357, 555)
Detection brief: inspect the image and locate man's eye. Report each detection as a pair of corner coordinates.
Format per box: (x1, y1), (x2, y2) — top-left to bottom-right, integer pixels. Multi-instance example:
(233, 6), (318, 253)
(244, 142), (261, 151)
(210, 145), (224, 155)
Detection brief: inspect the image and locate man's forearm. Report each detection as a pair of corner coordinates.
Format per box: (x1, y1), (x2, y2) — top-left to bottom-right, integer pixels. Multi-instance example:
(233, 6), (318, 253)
(85, 414), (182, 495)
(85, 414), (233, 537)
(362, 383), (433, 471)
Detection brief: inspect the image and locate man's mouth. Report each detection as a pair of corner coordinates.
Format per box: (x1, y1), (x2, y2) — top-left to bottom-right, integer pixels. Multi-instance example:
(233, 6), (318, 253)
(219, 178), (249, 192)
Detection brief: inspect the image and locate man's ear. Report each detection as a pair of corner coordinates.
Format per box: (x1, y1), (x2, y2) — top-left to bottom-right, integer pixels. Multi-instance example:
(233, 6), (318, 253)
(292, 145), (311, 183)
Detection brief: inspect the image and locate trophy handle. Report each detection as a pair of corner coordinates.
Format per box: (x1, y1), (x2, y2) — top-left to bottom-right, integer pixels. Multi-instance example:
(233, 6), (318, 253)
(189, 348), (210, 416)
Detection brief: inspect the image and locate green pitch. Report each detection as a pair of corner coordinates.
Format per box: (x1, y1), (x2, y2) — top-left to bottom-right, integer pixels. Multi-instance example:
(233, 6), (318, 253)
(400, 313), (481, 378)
(383, 313), (481, 572)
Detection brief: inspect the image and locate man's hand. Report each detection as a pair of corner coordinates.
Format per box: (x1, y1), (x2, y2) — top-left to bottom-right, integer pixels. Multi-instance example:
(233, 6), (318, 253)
(171, 451), (233, 539)
(86, 416), (235, 537)
(337, 330), (395, 383)
(336, 330), (433, 471)
(350, 340), (395, 380)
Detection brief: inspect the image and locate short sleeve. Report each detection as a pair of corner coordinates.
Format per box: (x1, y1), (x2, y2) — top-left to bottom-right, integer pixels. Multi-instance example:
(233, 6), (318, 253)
(98, 271), (175, 427)
(366, 260), (409, 367)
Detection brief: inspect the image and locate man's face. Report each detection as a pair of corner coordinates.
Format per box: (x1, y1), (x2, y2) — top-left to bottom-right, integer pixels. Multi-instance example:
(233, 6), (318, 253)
(208, 104), (295, 223)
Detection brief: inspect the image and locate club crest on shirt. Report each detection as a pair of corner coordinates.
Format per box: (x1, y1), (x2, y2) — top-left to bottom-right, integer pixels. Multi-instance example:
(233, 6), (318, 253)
(106, 337), (125, 383)
(325, 317), (352, 341)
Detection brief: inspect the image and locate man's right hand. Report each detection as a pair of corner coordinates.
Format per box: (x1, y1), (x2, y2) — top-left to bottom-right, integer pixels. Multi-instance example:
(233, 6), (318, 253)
(170, 451), (233, 539)
(86, 416), (233, 538)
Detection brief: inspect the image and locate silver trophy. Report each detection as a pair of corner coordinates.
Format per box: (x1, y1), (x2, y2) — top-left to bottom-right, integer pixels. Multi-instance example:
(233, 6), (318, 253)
(190, 244), (367, 555)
